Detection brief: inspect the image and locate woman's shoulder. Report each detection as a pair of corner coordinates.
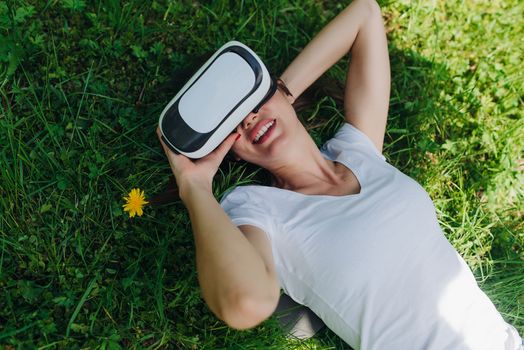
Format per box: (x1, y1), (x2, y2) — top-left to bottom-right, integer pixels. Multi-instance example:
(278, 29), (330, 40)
(220, 185), (270, 207)
(321, 122), (386, 162)
(219, 185), (283, 235)
(220, 184), (300, 213)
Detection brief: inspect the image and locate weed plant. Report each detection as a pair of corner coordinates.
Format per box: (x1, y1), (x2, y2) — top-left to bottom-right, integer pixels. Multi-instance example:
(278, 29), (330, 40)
(0, 0), (522, 348)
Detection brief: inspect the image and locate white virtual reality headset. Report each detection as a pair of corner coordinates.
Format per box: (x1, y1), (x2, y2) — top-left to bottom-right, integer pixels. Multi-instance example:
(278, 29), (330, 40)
(158, 40), (277, 159)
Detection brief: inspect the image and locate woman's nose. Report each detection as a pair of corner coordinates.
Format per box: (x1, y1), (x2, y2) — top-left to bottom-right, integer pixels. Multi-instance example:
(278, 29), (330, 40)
(241, 112), (257, 129)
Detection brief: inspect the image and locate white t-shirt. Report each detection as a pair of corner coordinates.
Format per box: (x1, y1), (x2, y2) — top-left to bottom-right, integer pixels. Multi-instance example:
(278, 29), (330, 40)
(220, 123), (522, 350)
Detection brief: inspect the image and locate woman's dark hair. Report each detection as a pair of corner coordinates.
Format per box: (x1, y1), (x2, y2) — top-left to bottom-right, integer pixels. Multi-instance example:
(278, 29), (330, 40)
(290, 75), (345, 114)
(150, 57), (344, 206)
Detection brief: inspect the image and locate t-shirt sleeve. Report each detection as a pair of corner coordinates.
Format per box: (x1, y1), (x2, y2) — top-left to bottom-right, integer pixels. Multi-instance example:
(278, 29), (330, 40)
(321, 122), (386, 162)
(219, 187), (275, 239)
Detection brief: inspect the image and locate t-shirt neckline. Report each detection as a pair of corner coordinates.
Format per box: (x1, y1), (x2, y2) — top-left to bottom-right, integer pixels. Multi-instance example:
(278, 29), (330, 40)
(242, 154), (363, 200)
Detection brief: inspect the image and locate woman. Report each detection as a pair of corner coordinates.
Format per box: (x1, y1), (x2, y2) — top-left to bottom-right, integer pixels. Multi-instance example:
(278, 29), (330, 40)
(157, 0), (522, 348)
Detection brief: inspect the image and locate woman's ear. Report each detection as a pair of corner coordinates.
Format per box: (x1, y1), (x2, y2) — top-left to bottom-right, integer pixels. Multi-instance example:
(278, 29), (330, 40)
(284, 91), (296, 105)
(276, 78), (295, 104)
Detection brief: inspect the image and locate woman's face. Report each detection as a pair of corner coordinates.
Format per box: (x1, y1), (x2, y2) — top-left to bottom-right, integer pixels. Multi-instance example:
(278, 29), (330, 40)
(231, 87), (301, 167)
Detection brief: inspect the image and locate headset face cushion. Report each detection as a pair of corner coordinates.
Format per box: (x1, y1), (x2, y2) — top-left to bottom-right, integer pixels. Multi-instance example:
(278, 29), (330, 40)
(159, 41), (273, 159)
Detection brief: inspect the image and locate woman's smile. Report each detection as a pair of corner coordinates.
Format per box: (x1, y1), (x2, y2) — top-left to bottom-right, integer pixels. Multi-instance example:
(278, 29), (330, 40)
(251, 119), (277, 144)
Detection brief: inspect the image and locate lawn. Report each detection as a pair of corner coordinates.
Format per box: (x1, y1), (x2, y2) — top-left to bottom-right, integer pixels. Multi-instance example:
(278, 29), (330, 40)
(0, 0), (522, 348)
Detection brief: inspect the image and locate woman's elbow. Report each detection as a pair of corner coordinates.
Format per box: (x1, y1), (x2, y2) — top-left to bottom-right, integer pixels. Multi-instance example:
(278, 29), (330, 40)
(353, 0), (382, 19)
(220, 292), (279, 330)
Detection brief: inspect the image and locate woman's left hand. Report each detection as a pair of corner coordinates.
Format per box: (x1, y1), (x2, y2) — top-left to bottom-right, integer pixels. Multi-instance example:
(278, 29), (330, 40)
(156, 127), (239, 201)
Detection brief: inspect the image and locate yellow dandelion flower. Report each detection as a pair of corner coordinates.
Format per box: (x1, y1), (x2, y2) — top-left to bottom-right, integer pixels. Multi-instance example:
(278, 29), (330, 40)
(123, 188), (149, 218)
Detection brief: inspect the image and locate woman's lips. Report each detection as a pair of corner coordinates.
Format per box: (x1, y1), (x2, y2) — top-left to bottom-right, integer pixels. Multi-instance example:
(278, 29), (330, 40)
(252, 119), (276, 145)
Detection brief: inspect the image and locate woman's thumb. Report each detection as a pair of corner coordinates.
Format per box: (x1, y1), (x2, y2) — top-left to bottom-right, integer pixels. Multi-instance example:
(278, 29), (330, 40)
(211, 133), (240, 160)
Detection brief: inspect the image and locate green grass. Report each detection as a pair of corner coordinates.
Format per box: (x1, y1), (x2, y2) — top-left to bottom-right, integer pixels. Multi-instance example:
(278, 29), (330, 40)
(1, 0), (523, 348)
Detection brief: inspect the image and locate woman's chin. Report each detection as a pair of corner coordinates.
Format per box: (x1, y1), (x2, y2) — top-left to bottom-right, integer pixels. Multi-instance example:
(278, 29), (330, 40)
(257, 133), (291, 166)
(266, 133), (287, 155)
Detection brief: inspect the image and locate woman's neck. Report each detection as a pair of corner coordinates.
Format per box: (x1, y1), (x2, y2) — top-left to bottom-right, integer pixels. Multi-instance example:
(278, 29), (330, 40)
(266, 130), (342, 193)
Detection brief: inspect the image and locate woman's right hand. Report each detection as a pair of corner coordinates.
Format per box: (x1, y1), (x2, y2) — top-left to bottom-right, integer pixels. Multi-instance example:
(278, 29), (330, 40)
(156, 127), (239, 201)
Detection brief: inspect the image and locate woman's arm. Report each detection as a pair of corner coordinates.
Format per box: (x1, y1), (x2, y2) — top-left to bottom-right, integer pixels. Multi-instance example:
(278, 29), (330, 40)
(156, 129), (280, 330)
(280, 0), (390, 151)
(183, 184), (280, 329)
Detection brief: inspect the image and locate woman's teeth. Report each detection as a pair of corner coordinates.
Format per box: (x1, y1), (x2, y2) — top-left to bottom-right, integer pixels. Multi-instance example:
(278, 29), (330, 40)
(253, 120), (275, 143)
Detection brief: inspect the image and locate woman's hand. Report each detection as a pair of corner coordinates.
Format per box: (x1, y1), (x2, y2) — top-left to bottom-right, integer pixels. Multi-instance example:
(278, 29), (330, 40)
(156, 127), (239, 201)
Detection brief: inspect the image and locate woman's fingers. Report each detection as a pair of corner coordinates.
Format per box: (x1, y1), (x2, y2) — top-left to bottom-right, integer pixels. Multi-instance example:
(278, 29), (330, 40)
(156, 127), (169, 154)
(156, 126), (239, 178)
(206, 133), (239, 164)
(156, 126), (192, 173)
